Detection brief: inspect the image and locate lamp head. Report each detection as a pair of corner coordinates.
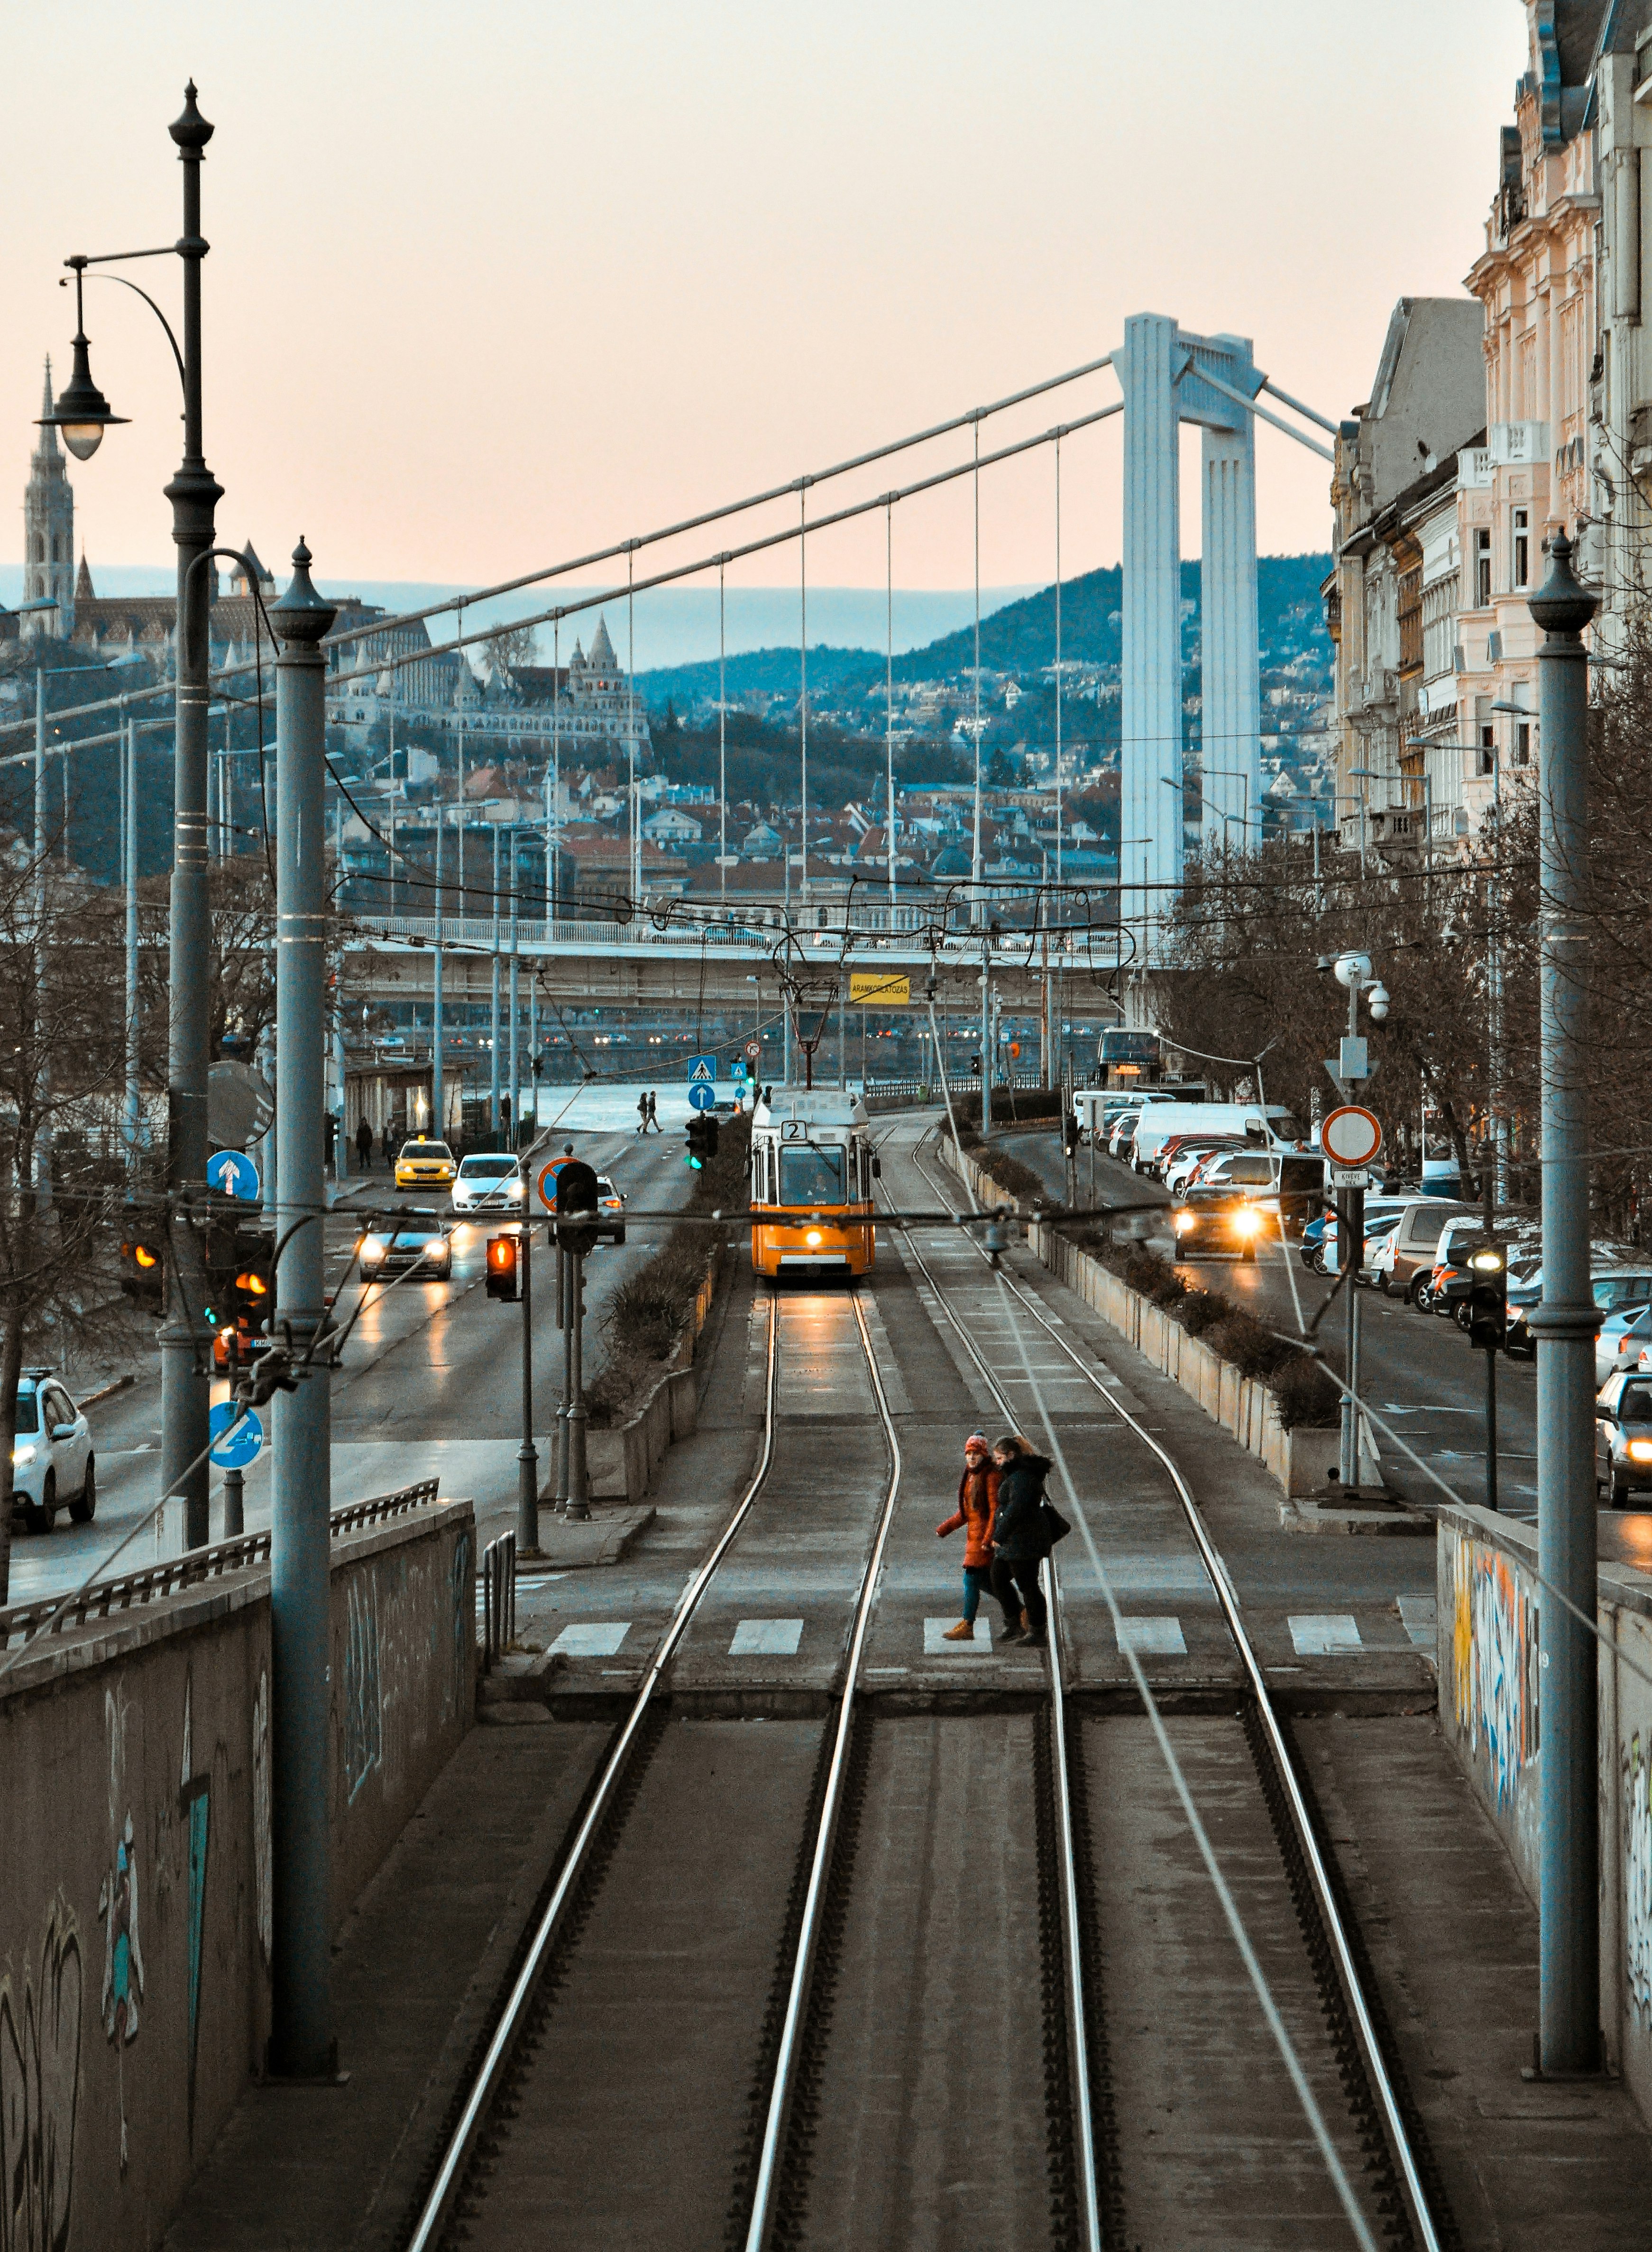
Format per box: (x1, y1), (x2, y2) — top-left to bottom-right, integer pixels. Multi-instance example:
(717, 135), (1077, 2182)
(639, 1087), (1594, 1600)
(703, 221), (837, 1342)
(39, 316), (127, 461)
(1332, 952), (1372, 991)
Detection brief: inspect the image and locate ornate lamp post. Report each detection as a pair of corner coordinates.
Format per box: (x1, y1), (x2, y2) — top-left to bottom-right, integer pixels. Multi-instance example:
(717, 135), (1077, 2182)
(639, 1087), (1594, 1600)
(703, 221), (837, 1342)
(41, 84), (223, 1549)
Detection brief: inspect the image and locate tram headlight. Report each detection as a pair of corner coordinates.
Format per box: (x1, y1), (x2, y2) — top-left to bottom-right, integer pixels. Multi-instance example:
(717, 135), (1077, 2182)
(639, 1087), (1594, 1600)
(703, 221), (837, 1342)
(806, 1229), (823, 1247)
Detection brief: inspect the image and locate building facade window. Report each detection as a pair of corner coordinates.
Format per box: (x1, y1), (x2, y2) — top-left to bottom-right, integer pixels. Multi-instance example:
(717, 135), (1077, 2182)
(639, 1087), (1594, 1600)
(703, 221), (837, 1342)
(1476, 527), (1493, 606)
(1514, 720), (1531, 767)
(1513, 507), (1530, 587)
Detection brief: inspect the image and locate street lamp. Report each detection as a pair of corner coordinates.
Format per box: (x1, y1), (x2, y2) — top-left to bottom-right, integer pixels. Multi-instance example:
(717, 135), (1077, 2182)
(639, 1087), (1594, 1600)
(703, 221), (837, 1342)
(42, 83), (223, 1550)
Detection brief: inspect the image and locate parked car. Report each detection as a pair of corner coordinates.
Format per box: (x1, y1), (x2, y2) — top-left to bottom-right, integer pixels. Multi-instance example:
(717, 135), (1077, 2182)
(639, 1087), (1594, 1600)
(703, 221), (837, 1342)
(1169, 1186), (1266, 1260)
(358, 1220), (453, 1279)
(1133, 1102), (1305, 1176)
(1596, 1370), (1652, 1505)
(9, 1371), (94, 1535)
(1163, 1137), (1245, 1195)
(1599, 1304), (1652, 1387)
(1371, 1198), (1477, 1302)
(451, 1153), (525, 1215)
(1316, 1197), (1413, 1277)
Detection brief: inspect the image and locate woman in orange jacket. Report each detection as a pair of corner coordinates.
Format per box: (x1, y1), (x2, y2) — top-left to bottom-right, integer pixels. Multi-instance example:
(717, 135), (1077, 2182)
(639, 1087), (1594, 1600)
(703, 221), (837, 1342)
(935, 1431), (1012, 1643)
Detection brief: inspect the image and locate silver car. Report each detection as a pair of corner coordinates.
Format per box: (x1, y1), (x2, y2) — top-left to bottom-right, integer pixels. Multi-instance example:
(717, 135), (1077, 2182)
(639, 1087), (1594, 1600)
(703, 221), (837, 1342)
(10, 1372), (95, 1534)
(1596, 1370), (1652, 1506)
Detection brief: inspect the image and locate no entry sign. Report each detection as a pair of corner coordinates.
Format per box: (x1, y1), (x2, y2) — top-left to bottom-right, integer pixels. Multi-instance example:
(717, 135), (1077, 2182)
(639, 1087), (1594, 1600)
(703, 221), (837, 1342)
(1320, 1105), (1383, 1168)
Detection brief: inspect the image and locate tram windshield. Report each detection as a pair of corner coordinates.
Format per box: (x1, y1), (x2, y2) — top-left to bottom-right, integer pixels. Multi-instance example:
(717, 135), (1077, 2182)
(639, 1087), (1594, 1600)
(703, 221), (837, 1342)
(779, 1144), (846, 1205)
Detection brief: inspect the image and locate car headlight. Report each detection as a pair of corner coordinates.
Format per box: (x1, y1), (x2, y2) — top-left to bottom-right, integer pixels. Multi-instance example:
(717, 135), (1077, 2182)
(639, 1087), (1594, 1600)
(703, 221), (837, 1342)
(1172, 1210), (1196, 1233)
(12, 1445), (35, 1465)
(1628, 1440), (1652, 1463)
(1231, 1208), (1261, 1236)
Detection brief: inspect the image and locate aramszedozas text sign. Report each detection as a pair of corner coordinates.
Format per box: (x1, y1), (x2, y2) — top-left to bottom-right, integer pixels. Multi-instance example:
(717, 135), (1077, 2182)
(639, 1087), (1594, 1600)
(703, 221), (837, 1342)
(849, 973), (910, 1005)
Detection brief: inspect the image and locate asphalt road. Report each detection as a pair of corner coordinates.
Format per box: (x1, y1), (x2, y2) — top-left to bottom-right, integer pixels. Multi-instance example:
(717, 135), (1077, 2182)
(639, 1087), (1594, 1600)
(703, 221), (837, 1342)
(987, 1124), (1542, 1523)
(4, 1124), (699, 1607)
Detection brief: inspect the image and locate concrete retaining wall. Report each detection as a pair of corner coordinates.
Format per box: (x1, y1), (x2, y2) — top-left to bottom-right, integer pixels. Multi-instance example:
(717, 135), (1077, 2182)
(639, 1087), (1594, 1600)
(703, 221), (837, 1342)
(1437, 1502), (1652, 2120)
(0, 1499), (474, 2252)
(596, 1244), (724, 1503)
(937, 1134), (1332, 1496)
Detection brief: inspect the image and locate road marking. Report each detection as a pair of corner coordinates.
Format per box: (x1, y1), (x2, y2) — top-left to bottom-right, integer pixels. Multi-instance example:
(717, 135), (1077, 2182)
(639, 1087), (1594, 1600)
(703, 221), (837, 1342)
(1115, 1616), (1187, 1655)
(924, 1616), (996, 1655)
(729, 1618), (803, 1655)
(1396, 1595), (1437, 1648)
(1288, 1613), (1363, 1655)
(1097, 1553), (1215, 1594)
(550, 1622), (631, 1656)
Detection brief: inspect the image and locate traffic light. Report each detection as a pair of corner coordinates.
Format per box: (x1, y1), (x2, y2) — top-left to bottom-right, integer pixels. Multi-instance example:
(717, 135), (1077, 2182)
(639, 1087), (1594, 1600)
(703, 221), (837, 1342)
(486, 1232), (523, 1301)
(1467, 1243), (1507, 1351)
(686, 1114), (719, 1169)
(969, 1053), (982, 1076)
(118, 1218), (165, 1311)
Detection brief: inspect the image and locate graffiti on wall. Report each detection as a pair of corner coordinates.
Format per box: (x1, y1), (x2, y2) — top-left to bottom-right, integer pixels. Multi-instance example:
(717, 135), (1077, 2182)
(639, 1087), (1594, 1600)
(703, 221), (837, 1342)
(253, 1667), (273, 1967)
(1449, 1530), (1541, 1811)
(343, 1575), (384, 1803)
(179, 1672), (210, 2137)
(0, 1897), (83, 2252)
(1628, 1733), (1652, 2026)
(96, 1811), (144, 2174)
(444, 1531), (473, 1725)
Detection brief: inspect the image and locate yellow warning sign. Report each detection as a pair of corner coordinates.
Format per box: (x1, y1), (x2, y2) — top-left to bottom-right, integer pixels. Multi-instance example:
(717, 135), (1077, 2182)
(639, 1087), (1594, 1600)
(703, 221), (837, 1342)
(849, 972), (910, 1005)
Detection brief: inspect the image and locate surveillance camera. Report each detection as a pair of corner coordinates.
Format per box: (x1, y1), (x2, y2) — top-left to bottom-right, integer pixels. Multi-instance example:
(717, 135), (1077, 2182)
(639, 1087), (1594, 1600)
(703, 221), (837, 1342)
(1368, 993), (1389, 1022)
(1441, 919), (1460, 948)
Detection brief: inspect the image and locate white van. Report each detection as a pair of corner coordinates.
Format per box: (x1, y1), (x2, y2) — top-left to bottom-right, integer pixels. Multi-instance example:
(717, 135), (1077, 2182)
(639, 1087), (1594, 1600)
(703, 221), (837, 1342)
(1133, 1102), (1305, 1177)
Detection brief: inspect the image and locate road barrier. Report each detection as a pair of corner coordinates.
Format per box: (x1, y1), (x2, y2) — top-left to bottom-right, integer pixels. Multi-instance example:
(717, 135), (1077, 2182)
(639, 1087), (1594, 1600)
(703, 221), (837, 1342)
(480, 1530), (517, 1672)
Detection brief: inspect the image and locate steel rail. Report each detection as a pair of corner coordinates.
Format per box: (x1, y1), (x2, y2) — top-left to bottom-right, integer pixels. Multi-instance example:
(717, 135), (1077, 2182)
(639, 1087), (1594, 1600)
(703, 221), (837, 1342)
(404, 1294), (780, 2252)
(884, 1199), (1103, 2252)
(909, 1134), (1444, 2252)
(741, 1290), (903, 2249)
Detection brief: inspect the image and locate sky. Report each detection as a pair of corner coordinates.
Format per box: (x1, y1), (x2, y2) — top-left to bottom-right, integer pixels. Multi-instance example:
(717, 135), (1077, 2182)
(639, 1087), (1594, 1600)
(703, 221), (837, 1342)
(4, 1), (1526, 635)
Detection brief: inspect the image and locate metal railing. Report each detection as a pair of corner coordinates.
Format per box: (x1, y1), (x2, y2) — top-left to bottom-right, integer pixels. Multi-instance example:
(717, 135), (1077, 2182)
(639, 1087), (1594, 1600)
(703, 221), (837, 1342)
(479, 1530), (517, 1673)
(0, 1478), (442, 1654)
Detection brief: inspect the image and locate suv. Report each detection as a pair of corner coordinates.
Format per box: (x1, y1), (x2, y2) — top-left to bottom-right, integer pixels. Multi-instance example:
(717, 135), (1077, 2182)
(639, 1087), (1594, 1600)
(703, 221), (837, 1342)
(1377, 1199), (1476, 1303)
(9, 1372), (94, 1535)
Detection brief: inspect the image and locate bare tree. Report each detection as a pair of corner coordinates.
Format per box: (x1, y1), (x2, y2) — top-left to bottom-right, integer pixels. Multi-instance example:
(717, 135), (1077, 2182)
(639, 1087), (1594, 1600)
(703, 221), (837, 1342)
(485, 623), (538, 679)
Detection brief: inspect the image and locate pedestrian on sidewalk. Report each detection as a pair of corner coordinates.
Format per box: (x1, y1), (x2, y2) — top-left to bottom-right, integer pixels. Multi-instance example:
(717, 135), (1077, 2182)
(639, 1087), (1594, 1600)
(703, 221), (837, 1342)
(637, 1091), (650, 1136)
(356, 1117), (374, 1171)
(989, 1432), (1053, 1647)
(380, 1123), (395, 1168)
(935, 1431), (1010, 1643)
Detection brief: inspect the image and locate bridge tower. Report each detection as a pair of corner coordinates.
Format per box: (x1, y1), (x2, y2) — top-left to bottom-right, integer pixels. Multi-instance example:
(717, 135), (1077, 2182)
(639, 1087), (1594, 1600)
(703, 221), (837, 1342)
(1118, 316), (1263, 957)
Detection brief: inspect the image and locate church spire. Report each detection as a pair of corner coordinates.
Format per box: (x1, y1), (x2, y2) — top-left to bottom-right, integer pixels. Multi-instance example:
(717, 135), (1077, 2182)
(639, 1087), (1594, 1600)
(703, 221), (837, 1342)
(75, 549), (94, 602)
(23, 354), (74, 637)
(34, 358), (62, 465)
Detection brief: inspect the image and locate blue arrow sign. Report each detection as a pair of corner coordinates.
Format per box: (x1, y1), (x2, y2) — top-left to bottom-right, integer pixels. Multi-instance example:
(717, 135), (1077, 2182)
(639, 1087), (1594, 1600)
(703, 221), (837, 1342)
(209, 1400), (264, 1469)
(688, 1054), (716, 1083)
(207, 1149), (260, 1202)
(688, 1083), (717, 1112)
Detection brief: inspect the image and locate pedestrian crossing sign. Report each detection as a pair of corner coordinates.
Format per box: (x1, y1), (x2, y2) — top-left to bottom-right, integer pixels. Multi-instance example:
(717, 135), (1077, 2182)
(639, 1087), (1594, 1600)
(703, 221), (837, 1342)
(688, 1055), (716, 1083)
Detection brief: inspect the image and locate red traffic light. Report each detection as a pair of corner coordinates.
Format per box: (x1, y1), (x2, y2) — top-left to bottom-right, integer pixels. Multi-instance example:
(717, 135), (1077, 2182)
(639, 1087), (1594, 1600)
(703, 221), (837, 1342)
(486, 1232), (523, 1301)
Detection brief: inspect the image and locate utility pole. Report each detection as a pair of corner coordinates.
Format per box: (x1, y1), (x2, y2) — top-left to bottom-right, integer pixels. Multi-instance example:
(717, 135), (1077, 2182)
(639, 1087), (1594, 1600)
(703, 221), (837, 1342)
(267, 541), (338, 2078)
(980, 931), (992, 1139)
(123, 716), (140, 1171)
(517, 1214), (539, 1554)
(490, 821), (501, 1133)
(1529, 532), (1601, 2077)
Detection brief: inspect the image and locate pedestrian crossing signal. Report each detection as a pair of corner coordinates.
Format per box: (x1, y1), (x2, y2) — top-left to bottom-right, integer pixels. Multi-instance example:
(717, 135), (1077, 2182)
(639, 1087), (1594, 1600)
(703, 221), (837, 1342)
(486, 1233), (523, 1301)
(686, 1115), (719, 1169)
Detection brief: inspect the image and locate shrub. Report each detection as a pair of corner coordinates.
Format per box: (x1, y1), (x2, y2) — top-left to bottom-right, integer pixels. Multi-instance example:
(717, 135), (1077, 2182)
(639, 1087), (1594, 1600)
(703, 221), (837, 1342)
(1173, 1288), (1227, 1338)
(1268, 1353), (1342, 1431)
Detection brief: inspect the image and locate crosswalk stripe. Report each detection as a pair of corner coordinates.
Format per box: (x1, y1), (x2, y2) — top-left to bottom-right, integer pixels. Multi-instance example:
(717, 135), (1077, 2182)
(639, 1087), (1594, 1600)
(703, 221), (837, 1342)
(1115, 1616), (1186, 1655)
(729, 1619), (803, 1655)
(550, 1622), (631, 1656)
(1288, 1613), (1363, 1655)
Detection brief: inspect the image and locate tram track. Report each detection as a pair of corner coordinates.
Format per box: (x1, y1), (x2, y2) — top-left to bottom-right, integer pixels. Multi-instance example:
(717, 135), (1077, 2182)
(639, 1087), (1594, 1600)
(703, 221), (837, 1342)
(899, 1125), (1457, 2252)
(403, 1282), (913, 2252)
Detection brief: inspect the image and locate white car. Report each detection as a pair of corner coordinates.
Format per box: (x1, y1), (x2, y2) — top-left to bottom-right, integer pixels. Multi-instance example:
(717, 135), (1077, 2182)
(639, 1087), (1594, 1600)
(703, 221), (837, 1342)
(10, 1372), (94, 1534)
(451, 1153), (527, 1215)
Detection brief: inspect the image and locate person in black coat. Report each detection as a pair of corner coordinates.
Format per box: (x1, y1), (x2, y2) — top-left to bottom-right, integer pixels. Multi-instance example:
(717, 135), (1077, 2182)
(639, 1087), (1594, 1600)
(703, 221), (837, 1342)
(989, 1433), (1051, 1647)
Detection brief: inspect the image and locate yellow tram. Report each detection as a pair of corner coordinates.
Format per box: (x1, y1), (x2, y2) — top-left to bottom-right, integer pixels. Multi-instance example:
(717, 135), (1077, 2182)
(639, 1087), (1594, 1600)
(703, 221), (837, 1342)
(749, 1088), (877, 1278)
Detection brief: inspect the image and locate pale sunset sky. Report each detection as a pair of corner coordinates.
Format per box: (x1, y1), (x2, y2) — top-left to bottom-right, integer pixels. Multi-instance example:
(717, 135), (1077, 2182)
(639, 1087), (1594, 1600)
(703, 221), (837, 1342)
(5, 2), (1526, 615)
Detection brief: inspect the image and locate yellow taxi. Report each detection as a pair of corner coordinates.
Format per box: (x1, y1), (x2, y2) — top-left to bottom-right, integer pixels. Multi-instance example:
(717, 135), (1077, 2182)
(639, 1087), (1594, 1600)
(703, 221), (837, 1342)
(394, 1136), (457, 1193)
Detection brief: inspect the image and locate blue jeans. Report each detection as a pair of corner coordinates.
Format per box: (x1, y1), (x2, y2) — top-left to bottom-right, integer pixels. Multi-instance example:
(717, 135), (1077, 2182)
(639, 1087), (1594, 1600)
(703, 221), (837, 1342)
(962, 1565), (1006, 1625)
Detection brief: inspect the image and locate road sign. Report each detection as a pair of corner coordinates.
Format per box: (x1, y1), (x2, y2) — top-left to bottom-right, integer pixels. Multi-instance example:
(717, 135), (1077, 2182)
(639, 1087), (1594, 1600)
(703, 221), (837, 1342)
(1321, 1105), (1383, 1168)
(849, 972), (910, 1005)
(745, 1040), (761, 1058)
(688, 1054), (716, 1083)
(536, 1154), (577, 1212)
(207, 1149), (260, 1202)
(1329, 1165), (1373, 1191)
(688, 1083), (717, 1112)
(209, 1400), (264, 1469)
(732, 1059), (747, 1080)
